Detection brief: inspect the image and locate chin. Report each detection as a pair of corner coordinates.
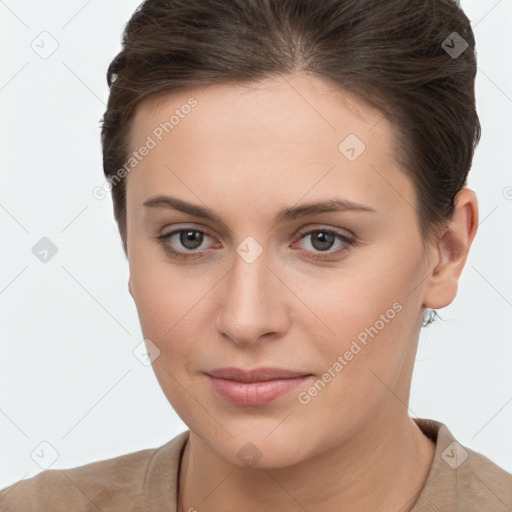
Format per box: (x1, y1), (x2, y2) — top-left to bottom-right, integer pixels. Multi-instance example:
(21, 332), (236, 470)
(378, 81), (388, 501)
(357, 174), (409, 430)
(196, 423), (317, 470)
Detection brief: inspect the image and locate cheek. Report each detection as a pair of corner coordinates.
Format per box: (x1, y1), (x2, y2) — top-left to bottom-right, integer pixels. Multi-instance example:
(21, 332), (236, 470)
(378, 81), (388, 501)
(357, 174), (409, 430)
(129, 242), (190, 326)
(129, 251), (215, 371)
(300, 246), (421, 386)
(304, 259), (410, 340)
(310, 286), (407, 391)
(130, 266), (204, 411)
(295, 284), (414, 438)
(132, 271), (202, 347)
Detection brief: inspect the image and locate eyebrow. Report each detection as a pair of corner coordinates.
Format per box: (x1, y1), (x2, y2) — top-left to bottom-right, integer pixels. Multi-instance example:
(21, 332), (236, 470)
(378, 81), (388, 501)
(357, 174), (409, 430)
(143, 195), (376, 226)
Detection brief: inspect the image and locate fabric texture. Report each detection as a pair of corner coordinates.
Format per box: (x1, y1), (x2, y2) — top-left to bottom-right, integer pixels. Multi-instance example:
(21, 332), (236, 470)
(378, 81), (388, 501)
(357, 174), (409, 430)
(1, 418), (511, 511)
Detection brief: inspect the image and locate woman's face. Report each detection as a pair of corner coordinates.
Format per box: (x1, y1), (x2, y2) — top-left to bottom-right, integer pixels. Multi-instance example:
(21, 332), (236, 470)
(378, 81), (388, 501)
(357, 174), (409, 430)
(125, 73), (436, 467)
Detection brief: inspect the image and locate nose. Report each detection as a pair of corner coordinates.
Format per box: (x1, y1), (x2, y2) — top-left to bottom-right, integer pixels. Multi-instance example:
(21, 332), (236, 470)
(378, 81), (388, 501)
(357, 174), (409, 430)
(215, 247), (289, 346)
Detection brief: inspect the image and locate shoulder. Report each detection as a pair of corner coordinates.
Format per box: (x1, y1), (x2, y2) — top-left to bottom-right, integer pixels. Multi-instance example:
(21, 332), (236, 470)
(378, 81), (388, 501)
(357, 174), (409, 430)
(0, 432), (189, 512)
(458, 445), (512, 508)
(413, 418), (512, 511)
(0, 448), (157, 512)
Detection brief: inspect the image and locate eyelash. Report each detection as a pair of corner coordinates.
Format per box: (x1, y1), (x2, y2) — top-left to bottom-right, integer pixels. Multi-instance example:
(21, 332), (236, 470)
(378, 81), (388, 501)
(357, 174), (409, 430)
(154, 227), (357, 261)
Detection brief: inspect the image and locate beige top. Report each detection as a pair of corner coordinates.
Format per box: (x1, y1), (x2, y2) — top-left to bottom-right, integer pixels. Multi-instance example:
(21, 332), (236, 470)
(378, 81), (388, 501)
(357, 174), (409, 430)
(1, 418), (511, 511)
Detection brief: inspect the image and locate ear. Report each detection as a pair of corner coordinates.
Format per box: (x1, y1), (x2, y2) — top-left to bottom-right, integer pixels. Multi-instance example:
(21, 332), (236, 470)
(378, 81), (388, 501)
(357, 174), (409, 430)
(422, 188), (479, 310)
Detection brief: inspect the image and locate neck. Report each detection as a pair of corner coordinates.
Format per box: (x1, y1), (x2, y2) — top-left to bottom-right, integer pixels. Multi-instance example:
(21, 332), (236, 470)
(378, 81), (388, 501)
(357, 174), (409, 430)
(177, 412), (436, 512)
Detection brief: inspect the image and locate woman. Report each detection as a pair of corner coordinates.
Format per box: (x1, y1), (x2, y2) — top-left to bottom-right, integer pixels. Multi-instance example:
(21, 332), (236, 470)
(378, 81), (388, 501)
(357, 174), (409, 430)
(1, 0), (511, 510)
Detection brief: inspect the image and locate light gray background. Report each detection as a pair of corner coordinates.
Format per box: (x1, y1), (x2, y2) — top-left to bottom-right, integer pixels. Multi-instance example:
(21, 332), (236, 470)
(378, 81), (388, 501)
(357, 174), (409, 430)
(1, 0), (511, 490)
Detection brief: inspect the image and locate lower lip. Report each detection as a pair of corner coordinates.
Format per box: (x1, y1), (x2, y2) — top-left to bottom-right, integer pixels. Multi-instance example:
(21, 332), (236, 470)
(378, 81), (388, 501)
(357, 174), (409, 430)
(206, 374), (312, 406)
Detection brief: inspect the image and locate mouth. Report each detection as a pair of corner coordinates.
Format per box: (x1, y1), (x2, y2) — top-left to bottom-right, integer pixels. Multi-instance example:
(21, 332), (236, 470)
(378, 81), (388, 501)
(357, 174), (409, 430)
(204, 367), (314, 406)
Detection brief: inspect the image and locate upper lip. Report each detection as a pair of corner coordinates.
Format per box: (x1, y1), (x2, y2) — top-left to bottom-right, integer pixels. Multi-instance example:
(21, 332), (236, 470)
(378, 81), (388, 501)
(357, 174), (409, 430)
(205, 367), (311, 382)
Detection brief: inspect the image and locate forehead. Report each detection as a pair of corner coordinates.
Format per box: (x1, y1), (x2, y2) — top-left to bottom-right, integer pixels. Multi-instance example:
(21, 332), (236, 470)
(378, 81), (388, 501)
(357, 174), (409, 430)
(125, 73), (413, 218)
(131, 73), (390, 150)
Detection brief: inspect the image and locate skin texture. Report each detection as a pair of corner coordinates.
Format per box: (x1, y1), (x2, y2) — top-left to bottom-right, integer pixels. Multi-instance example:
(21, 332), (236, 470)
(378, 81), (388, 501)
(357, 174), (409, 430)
(124, 73), (478, 511)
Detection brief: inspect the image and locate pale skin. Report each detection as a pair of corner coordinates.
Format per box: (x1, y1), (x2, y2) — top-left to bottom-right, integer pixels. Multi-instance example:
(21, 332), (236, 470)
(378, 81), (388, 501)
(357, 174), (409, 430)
(124, 73), (478, 511)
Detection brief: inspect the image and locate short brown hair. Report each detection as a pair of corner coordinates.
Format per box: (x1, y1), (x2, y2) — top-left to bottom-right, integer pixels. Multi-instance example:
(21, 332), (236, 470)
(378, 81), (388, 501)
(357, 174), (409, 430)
(101, 0), (480, 261)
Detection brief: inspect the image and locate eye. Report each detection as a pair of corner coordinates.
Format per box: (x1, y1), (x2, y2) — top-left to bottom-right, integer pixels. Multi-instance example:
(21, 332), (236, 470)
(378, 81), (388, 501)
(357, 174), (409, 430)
(155, 228), (216, 260)
(294, 228), (357, 260)
(154, 226), (357, 261)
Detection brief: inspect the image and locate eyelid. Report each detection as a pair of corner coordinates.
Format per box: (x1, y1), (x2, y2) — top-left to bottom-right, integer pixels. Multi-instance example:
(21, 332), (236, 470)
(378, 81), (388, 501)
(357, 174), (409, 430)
(160, 223), (354, 241)
(155, 223), (357, 260)
(295, 224), (355, 240)
(293, 226), (357, 258)
(160, 225), (214, 239)
(160, 226), (218, 250)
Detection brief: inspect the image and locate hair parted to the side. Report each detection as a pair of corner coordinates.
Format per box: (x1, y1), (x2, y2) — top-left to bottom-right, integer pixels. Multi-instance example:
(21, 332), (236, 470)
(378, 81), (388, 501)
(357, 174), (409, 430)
(100, 0), (480, 328)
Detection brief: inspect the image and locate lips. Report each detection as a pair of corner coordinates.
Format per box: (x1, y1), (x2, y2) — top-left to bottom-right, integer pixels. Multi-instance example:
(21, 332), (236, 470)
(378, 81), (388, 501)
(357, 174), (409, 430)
(204, 367), (313, 406)
(205, 367), (311, 382)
